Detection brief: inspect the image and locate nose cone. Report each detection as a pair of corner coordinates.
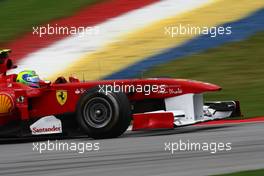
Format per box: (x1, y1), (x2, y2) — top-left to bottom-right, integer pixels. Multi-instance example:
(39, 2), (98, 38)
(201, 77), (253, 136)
(173, 79), (222, 94)
(199, 82), (222, 92)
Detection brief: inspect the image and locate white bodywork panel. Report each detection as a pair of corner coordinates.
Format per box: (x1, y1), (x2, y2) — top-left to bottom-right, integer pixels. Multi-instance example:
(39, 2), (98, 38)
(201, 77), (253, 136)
(165, 94), (203, 126)
(164, 94), (233, 126)
(30, 116), (62, 135)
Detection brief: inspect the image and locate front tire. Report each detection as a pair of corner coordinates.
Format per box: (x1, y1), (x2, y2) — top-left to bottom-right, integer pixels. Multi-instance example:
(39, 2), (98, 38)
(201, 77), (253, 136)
(76, 87), (131, 139)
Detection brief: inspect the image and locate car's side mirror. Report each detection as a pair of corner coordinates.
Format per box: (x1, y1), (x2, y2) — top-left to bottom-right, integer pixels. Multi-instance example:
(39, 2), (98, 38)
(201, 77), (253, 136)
(69, 76), (80, 83)
(39, 80), (51, 87)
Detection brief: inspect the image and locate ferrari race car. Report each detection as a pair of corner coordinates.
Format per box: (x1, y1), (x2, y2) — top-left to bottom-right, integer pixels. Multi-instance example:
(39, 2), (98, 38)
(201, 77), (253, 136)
(0, 49), (241, 139)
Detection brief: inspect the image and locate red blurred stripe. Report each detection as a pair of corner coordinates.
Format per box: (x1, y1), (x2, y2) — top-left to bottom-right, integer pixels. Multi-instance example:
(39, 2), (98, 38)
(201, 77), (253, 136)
(3, 0), (158, 62)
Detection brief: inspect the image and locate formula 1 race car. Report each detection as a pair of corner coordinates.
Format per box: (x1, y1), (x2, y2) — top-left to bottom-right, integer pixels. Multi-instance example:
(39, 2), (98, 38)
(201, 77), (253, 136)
(0, 49), (241, 139)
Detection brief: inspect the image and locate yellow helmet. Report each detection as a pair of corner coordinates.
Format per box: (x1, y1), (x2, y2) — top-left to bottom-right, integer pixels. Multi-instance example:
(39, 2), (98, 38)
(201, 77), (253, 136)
(16, 70), (40, 88)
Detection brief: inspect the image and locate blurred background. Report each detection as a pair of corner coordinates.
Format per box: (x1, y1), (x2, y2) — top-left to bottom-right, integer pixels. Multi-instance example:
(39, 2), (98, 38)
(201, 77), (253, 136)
(0, 0), (264, 118)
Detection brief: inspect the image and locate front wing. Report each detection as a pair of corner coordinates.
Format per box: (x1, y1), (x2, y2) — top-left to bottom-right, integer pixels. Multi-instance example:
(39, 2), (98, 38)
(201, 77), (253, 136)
(132, 94), (241, 130)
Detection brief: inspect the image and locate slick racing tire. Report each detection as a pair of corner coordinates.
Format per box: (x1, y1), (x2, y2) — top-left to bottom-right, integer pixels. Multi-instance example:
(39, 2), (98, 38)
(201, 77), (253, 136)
(76, 87), (132, 139)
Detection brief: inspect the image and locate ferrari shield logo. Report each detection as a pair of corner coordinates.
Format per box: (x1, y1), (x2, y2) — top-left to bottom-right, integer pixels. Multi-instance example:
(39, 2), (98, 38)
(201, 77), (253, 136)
(56, 90), (68, 106)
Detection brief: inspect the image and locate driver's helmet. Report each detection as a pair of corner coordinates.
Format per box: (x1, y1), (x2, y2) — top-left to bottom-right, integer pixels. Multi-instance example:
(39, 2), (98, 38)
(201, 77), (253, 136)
(16, 70), (40, 88)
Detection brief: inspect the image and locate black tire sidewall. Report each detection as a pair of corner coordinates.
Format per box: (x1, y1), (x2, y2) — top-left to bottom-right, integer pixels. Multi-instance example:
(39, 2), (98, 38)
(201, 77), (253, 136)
(76, 87), (131, 139)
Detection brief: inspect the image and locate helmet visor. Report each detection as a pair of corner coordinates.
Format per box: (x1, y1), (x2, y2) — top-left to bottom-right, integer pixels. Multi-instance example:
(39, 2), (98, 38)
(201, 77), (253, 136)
(27, 76), (40, 83)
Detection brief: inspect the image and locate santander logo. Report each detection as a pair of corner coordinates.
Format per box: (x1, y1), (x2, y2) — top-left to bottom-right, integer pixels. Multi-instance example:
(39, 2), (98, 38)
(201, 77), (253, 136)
(32, 126), (61, 134)
(30, 116), (63, 135)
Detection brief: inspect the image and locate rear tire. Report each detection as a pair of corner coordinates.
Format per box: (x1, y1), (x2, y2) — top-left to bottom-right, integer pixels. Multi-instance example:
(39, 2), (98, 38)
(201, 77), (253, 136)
(76, 87), (131, 139)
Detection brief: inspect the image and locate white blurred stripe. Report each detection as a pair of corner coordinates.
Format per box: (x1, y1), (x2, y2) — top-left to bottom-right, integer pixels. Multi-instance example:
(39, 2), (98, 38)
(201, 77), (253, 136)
(10, 0), (211, 78)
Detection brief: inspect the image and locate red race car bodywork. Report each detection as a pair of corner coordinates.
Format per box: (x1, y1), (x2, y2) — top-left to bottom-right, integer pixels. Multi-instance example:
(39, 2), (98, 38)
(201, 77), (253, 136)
(0, 49), (241, 139)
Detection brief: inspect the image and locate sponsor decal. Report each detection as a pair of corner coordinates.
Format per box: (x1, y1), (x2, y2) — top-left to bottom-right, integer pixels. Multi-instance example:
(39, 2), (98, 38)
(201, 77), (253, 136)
(75, 89), (81, 94)
(168, 88), (183, 94)
(32, 126), (62, 134)
(158, 87), (183, 95)
(75, 88), (85, 95)
(0, 93), (14, 116)
(30, 116), (62, 135)
(56, 90), (68, 106)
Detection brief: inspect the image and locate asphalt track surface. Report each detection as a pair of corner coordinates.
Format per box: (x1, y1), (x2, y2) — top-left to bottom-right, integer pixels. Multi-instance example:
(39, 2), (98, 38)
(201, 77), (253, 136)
(0, 122), (264, 176)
